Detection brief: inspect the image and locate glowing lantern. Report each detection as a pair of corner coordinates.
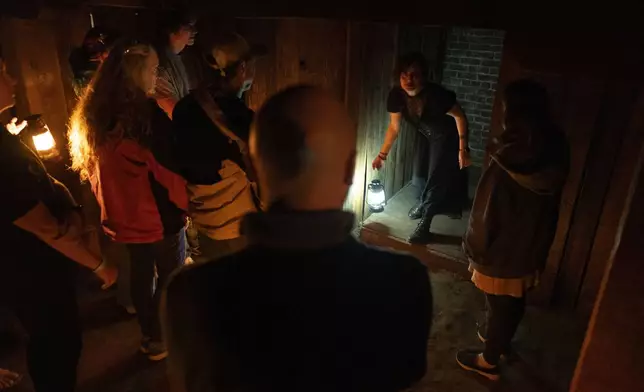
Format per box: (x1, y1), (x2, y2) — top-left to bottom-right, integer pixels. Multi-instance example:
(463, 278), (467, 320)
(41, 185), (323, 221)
(25, 115), (59, 159)
(367, 179), (386, 212)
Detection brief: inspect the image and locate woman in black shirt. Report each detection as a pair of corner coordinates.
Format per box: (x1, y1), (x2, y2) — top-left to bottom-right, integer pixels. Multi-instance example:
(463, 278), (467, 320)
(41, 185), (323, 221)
(372, 52), (471, 244)
(0, 56), (117, 391)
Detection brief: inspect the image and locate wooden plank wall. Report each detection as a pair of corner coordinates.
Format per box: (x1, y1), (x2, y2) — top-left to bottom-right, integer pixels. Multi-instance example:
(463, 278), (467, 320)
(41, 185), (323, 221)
(234, 18), (444, 222)
(346, 22), (398, 222)
(488, 29), (644, 317)
(6, 8), (643, 315)
(1, 11), (437, 224)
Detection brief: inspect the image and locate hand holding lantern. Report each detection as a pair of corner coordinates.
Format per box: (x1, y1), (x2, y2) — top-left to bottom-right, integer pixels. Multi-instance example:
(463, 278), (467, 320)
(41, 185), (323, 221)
(23, 114), (60, 160)
(5, 117), (27, 135)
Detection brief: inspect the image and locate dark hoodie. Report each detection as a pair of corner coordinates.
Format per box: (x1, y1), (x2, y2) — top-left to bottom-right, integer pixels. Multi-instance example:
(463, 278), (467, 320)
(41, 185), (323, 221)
(164, 210), (432, 392)
(464, 123), (570, 278)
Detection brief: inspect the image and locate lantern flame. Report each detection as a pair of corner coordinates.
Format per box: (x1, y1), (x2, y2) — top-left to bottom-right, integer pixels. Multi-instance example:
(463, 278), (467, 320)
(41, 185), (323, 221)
(32, 128), (56, 152)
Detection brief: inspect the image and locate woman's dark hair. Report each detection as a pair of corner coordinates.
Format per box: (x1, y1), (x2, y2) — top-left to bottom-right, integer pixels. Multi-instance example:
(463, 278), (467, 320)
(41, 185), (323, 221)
(503, 79), (550, 127)
(158, 9), (196, 38)
(394, 52), (430, 80)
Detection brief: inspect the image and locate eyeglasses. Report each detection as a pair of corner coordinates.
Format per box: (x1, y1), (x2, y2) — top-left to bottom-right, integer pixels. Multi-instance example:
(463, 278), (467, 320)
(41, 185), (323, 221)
(122, 39), (142, 55)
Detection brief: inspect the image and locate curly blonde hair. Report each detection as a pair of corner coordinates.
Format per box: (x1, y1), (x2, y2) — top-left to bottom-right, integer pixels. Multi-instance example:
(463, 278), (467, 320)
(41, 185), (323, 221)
(68, 40), (156, 181)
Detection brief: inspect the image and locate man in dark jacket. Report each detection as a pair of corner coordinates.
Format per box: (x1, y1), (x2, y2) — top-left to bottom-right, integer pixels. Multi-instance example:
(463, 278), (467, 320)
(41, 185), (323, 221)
(163, 86), (432, 392)
(457, 79), (569, 381)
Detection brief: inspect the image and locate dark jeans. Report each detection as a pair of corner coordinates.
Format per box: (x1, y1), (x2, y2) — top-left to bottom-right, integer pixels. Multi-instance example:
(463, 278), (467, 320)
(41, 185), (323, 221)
(127, 229), (186, 342)
(483, 294), (526, 365)
(1, 266), (82, 392)
(193, 231), (248, 264)
(419, 132), (468, 219)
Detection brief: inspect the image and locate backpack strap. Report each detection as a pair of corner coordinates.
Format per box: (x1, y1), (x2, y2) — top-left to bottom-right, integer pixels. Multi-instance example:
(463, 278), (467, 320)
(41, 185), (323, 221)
(194, 88), (258, 182)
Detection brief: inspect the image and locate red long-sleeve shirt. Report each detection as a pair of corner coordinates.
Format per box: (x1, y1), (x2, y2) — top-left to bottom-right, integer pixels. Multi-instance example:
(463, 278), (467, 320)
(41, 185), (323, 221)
(90, 138), (188, 244)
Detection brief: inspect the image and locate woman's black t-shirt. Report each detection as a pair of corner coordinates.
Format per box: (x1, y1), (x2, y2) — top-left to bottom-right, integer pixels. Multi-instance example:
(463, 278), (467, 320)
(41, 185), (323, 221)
(387, 83), (457, 137)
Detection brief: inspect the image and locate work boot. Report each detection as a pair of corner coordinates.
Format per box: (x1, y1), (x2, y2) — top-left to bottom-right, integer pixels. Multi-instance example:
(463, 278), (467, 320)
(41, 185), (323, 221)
(408, 200), (425, 220)
(408, 217), (432, 244)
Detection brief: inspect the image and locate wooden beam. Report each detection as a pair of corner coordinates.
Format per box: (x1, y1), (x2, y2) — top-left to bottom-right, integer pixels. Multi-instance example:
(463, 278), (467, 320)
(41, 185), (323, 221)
(576, 83), (644, 318)
(570, 89), (644, 392)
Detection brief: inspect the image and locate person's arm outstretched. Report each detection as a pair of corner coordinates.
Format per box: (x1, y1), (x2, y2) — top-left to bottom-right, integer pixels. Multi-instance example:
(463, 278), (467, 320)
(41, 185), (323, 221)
(372, 112), (402, 170)
(447, 103), (472, 169)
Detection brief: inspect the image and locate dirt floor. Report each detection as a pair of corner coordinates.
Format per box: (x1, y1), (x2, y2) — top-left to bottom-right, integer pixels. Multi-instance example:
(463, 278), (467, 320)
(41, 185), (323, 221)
(0, 269), (585, 392)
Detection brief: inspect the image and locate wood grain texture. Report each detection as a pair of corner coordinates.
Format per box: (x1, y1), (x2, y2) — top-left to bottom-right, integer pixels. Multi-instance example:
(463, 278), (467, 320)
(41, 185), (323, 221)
(570, 91), (644, 391)
(535, 78), (604, 307)
(486, 30), (644, 315)
(4, 18), (69, 144)
(344, 22), (398, 220)
(576, 86), (644, 318)
(236, 18), (278, 112)
(276, 19), (347, 100)
(50, 8), (91, 117)
(237, 19), (347, 108)
(554, 81), (641, 310)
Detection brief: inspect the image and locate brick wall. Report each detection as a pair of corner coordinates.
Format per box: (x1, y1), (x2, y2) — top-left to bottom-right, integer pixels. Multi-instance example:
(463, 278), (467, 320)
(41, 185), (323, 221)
(441, 27), (505, 166)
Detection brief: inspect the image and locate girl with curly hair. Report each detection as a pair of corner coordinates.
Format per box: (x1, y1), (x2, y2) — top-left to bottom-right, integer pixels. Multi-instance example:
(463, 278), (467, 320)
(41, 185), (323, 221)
(69, 39), (188, 361)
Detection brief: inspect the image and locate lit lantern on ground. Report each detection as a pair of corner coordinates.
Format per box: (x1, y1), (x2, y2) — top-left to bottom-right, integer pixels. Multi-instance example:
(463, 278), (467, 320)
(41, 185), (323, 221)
(367, 179), (386, 212)
(24, 114), (59, 160)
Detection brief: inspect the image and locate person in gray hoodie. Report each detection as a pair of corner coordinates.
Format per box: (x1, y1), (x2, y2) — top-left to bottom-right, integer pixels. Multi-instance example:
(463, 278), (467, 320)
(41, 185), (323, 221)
(457, 79), (570, 381)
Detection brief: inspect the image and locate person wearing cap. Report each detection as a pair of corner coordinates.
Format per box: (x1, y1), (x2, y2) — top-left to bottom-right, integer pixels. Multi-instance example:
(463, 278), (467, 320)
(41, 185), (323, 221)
(154, 11), (197, 119)
(171, 32), (263, 263)
(69, 26), (119, 97)
(163, 86), (432, 392)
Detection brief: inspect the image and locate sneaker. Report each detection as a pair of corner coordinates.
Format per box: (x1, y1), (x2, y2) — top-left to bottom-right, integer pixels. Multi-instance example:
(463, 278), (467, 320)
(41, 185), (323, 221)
(456, 350), (500, 381)
(146, 341), (168, 361)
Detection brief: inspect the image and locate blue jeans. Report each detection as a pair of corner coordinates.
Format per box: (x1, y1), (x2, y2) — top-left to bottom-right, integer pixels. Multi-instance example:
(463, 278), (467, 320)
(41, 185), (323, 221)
(127, 229), (186, 341)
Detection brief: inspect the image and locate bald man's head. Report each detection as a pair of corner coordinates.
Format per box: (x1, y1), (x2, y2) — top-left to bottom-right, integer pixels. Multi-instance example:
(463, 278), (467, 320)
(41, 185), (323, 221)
(250, 85), (357, 210)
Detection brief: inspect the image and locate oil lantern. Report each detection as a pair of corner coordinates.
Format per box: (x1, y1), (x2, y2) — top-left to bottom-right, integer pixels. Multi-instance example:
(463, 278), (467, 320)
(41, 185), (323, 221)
(367, 179), (386, 212)
(24, 114), (59, 160)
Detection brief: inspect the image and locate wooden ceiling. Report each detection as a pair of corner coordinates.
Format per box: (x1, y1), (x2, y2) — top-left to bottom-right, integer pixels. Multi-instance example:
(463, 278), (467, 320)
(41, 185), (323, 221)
(4, 0), (642, 31)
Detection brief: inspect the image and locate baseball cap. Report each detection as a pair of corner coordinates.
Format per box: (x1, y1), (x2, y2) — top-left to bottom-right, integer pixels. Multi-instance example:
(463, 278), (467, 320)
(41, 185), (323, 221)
(204, 32), (267, 75)
(83, 27), (119, 61)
